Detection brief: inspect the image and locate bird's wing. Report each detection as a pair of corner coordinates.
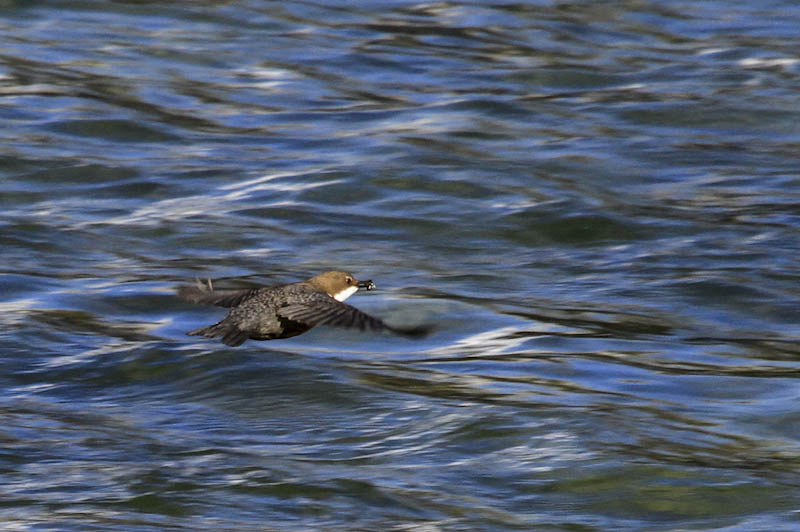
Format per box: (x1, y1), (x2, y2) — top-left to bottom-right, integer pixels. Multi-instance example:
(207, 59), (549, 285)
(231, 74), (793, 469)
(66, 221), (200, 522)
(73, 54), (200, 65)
(278, 291), (432, 337)
(177, 278), (262, 308)
(278, 291), (388, 332)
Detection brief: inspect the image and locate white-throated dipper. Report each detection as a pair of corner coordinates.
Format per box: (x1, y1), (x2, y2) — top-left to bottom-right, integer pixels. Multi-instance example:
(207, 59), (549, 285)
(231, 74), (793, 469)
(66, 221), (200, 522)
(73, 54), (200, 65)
(178, 270), (427, 346)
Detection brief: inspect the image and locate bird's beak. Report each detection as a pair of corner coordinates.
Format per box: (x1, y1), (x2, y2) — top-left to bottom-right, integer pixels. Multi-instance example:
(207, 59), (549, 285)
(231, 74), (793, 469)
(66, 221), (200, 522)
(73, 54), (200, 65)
(357, 280), (376, 291)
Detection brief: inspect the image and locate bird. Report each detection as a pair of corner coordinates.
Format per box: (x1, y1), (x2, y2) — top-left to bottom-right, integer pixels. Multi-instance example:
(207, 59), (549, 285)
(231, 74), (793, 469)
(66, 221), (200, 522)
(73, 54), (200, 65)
(177, 270), (428, 346)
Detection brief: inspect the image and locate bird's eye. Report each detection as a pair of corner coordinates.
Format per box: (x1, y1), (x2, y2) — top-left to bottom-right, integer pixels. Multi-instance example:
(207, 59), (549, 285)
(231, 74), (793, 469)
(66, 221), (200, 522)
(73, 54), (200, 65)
(345, 276), (353, 284)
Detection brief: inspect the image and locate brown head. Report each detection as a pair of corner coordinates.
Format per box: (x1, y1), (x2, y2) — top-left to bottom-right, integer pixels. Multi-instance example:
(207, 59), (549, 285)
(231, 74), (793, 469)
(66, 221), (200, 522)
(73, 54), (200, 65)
(307, 271), (376, 302)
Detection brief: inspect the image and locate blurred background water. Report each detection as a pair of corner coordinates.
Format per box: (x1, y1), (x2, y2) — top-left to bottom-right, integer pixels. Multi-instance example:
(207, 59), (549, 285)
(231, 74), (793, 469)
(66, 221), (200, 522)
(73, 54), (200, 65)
(2, 1), (800, 530)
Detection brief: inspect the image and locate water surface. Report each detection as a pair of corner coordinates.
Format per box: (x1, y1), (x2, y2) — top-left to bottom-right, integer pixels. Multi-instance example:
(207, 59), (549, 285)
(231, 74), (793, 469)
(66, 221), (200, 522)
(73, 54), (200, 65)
(2, 1), (800, 530)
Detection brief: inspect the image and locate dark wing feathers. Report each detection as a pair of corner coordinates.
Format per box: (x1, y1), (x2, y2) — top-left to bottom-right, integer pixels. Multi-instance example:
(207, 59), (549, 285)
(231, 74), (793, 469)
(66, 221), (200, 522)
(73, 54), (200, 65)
(177, 280), (262, 308)
(278, 292), (388, 332)
(201, 288), (261, 308)
(279, 291), (431, 337)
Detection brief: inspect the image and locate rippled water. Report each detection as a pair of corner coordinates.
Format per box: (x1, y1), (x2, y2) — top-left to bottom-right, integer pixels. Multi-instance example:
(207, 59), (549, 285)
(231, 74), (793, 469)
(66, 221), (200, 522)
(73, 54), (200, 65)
(2, 1), (800, 530)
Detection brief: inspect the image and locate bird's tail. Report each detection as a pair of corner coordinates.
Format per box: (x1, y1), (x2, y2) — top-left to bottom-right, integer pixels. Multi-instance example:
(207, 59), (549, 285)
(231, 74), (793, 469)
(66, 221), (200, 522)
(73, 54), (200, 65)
(187, 320), (249, 347)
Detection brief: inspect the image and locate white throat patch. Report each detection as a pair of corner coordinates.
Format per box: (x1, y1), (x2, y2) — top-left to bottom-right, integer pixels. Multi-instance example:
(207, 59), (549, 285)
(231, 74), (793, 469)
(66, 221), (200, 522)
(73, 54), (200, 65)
(333, 285), (358, 302)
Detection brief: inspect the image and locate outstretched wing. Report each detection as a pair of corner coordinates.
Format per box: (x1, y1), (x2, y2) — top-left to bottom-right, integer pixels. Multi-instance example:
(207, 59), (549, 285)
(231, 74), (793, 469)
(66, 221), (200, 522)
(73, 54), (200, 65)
(278, 291), (432, 337)
(177, 278), (262, 308)
(278, 291), (388, 331)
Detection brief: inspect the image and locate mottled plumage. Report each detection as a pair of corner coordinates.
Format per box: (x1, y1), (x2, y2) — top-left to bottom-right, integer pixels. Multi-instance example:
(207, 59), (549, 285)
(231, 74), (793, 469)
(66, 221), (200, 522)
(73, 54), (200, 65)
(178, 270), (426, 346)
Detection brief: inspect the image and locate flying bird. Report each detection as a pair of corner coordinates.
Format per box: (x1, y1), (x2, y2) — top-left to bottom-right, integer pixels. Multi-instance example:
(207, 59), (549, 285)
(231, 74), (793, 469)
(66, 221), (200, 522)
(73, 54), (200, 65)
(178, 270), (427, 346)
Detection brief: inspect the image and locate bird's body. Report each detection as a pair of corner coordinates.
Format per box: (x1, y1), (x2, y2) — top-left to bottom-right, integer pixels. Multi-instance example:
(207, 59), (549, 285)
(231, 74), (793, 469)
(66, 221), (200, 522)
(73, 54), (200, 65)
(178, 270), (423, 346)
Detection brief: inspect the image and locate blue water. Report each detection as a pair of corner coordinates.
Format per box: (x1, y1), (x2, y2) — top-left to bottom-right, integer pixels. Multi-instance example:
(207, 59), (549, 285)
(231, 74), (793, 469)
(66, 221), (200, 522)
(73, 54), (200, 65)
(2, 1), (800, 530)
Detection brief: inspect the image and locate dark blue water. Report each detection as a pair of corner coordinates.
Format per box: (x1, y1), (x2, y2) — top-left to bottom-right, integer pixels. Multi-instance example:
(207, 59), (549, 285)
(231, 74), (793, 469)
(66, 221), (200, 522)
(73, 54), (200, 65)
(2, 1), (800, 530)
